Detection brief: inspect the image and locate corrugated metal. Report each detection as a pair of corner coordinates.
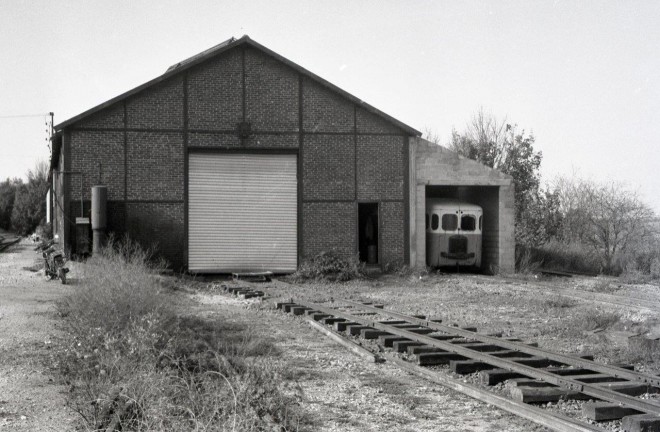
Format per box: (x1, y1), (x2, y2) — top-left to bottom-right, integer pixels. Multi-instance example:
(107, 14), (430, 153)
(188, 153), (297, 273)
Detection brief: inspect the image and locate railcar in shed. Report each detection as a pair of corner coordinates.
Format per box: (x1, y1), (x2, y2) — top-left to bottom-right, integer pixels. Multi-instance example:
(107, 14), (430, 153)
(426, 199), (482, 269)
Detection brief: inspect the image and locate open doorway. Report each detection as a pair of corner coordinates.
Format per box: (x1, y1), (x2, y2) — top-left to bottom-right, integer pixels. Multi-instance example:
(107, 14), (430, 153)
(358, 203), (379, 264)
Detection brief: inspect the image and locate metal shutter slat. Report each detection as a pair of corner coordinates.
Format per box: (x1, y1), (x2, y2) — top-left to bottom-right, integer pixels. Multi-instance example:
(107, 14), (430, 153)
(188, 153), (298, 273)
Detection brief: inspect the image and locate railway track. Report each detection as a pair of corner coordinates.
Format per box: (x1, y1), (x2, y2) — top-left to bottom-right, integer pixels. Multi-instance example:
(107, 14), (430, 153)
(276, 298), (660, 432)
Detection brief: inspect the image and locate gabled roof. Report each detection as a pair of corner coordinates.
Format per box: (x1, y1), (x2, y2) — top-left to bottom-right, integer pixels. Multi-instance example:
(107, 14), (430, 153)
(55, 35), (421, 136)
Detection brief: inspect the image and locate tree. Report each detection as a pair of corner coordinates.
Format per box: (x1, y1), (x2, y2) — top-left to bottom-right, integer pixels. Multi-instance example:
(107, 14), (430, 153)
(448, 108), (545, 245)
(0, 178), (21, 230)
(555, 176), (656, 274)
(10, 161), (49, 236)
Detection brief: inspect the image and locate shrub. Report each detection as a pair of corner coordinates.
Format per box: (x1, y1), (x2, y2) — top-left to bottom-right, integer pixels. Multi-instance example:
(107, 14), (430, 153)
(57, 236), (169, 335)
(290, 250), (364, 282)
(56, 237), (302, 431)
(519, 240), (601, 275)
(515, 245), (541, 274)
(543, 295), (577, 309)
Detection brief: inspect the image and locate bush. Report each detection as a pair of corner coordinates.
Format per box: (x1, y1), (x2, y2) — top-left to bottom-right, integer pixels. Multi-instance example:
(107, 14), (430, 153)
(56, 237), (302, 431)
(518, 241), (601, 275)
(57, 236), (169, 335)
(290, 250), (364, 282)
(515, 245), (541, 274)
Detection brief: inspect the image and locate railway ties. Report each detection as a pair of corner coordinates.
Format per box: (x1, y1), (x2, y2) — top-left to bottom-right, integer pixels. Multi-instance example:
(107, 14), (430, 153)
(276, 299), (660, 432)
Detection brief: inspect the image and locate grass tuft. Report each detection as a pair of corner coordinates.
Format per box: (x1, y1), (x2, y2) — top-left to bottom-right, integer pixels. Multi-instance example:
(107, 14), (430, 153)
(56, 236), (302, 431)
(289, 250), (364, 282)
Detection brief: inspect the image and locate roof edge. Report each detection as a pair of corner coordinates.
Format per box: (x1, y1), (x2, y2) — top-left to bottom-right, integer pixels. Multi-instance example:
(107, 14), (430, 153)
(55, 35), (421, 136)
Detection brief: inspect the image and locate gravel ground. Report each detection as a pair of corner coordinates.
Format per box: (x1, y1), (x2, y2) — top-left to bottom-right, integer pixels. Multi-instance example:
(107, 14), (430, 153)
(2, 234), (658, 431)
(0, 234), (76, 431)
(191, 291), (546, 432)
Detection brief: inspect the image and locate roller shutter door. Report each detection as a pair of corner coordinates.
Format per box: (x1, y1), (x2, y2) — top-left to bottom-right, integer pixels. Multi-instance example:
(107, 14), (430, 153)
(188, 153), (297, 273)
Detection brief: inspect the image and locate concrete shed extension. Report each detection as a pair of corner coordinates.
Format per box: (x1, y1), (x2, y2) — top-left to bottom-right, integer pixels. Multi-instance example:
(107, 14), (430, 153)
(408, 138), (515, 274)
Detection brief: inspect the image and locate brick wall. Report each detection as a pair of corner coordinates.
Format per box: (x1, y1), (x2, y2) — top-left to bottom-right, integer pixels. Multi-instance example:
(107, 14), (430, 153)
(76, 105), (124, 128)
(70, 130), (125, 200)
(126, 202), (184, 268)
(302, 202), (355, 258)
(127, 77), (184, 129)
(356, 108), (403, 134)
(356, 135), (404, 201)
(380, 201), (404, 266)
(62, 42), (414, 271)
(246, 48), (299, 132)
(302, 135), (354, 200)
(127, 132), (184, 200)
(303, 78), (353, 133)
(188, 50), (242, 130)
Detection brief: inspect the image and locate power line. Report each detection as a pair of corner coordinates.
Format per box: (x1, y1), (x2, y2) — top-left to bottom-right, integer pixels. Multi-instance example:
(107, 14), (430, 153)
(0, 113), (51, 119)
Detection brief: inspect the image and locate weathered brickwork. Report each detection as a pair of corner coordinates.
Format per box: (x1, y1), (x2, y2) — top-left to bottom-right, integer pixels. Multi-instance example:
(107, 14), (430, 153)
(303, 202), (356, 259)
(188, 132), (298, 148)
(127, 77), (184, 129)
(302, 78), (354, 133)
(302, 135), (354, 200)
(70, 131), (125, 200)
(244, 134), (298, 148)
(245, 48), (299, 132)
(357, 135), (404, 201)
(380, 201), (405, 266)
(58, 40), (419, 271)
(356, 108), (404, 134)
(188, 133), (240, 148)
(126, 202), (184, 268)
(188, 50), (242, 130)
(76, 104), (124, 129)
(127, 132), (184, 201)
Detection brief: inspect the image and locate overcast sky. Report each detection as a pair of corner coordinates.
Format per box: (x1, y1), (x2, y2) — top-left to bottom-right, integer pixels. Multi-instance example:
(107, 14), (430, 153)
(1, 1), (658, 211)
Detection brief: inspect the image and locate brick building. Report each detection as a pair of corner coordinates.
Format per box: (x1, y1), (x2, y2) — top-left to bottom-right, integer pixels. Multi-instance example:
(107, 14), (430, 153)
(50, 36), (514, 273)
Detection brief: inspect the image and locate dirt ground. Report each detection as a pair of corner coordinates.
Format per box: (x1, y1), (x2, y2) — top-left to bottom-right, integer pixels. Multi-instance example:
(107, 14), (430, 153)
(0, 233), (77, 431)
(2, 234), (659, 431)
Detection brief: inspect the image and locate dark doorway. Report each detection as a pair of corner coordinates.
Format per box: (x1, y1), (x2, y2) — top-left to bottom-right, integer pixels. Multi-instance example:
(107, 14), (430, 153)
(358, 203), (379, 264)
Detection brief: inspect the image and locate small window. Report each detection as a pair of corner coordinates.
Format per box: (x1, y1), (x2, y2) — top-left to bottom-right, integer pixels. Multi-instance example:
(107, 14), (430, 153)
(425, 213), (429, 230)
(479, 215), (482, 231)
(431, 214), (439, 230)
(441, 214), (458, 231)
(461, 215), (476, 231)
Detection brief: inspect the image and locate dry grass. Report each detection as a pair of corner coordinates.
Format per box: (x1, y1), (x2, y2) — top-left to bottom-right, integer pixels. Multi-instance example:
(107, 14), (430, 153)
(56, 237), (302, 431)
(288, 250), (364, 282)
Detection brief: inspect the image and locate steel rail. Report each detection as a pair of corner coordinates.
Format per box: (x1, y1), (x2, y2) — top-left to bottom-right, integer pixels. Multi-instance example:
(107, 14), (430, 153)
(308, 314), (604, 432)
(297, 300), (660, 415)
(342, 299), (660, 387)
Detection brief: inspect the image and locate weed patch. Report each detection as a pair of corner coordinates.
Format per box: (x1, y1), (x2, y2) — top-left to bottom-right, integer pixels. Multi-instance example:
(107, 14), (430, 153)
(56, 238), (302, 431)
(542, 295), (577, 309)
(288, 250), (364, 282)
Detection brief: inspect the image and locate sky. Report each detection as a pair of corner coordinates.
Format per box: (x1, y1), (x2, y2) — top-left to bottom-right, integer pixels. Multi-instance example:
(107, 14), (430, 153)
(1, 1), (659, 211)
